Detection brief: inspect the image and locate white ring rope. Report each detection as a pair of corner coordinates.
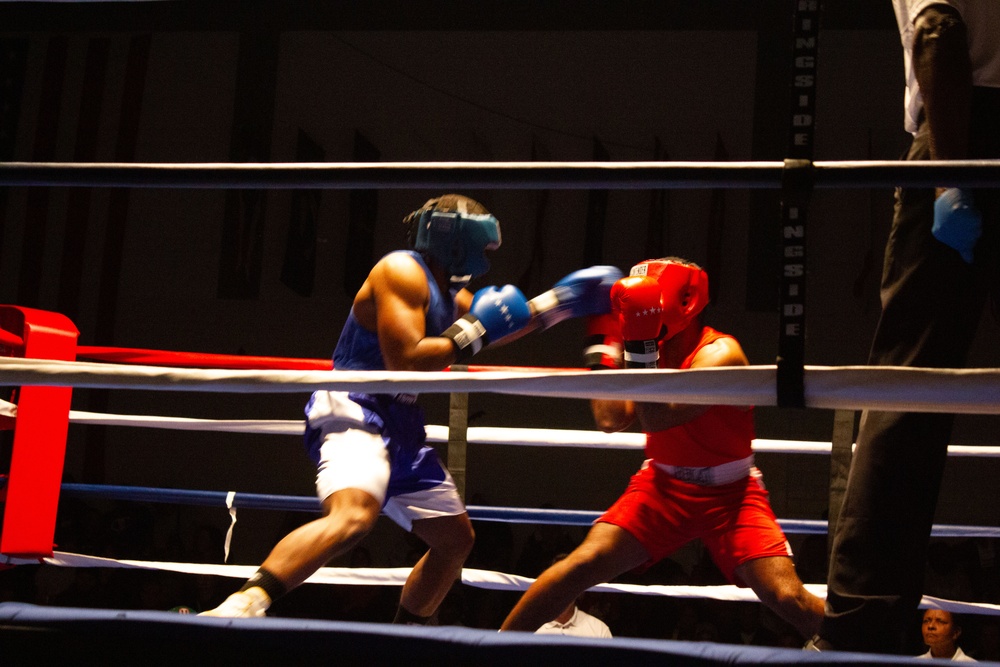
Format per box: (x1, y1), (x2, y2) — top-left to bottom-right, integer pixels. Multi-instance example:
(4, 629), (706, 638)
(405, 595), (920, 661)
(45, 405), (1000, 457)
(6, 395), (997, 457)
(5, 550), (999, 617)
(3, 356), (1000, 414)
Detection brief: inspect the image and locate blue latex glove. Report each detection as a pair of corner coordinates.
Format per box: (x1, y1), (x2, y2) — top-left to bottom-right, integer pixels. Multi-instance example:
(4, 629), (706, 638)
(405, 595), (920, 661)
(933, 188), (982, 264)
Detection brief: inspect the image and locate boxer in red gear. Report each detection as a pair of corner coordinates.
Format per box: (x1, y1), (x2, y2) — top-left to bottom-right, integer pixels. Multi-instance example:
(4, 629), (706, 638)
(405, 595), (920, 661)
(501, 257), (824, 641)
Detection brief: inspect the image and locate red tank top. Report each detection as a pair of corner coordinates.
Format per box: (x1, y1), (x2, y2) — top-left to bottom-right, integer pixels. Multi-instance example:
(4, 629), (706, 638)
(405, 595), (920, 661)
(644, 326), (755, 467)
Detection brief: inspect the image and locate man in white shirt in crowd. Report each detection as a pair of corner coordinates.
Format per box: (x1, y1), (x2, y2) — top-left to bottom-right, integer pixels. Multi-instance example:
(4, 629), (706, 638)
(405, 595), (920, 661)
(534, 554), (613, 639)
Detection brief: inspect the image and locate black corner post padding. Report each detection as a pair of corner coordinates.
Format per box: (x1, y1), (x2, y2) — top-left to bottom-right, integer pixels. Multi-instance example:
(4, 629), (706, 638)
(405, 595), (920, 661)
(777, 158), (814, 409)
(777, 0), (821, 409)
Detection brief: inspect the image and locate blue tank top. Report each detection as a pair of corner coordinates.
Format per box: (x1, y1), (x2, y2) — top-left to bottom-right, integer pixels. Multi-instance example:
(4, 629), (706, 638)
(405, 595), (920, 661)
(332, 250), (454, 371)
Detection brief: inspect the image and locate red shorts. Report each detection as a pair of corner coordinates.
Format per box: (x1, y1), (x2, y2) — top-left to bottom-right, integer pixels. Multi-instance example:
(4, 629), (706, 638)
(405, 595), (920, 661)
(598, 460), (792, 586)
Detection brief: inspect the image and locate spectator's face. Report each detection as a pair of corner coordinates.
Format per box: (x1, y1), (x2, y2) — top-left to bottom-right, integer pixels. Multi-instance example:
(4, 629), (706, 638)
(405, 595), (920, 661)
(922, 610), (960, 650)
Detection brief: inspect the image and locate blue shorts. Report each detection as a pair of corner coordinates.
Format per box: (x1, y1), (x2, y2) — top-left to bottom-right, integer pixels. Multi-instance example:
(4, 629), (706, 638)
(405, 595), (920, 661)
(303, 391), (465, 530)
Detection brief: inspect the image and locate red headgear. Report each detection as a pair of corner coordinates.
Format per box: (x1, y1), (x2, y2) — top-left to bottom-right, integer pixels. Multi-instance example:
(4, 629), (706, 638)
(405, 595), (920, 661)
(628, 259), (709, 339)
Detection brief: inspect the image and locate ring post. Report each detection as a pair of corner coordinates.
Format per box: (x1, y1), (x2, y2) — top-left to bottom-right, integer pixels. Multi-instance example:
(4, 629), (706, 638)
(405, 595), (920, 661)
(0, 306), (79, 558)
(776, 0), (821, 408)
(447, 392), (469, 501)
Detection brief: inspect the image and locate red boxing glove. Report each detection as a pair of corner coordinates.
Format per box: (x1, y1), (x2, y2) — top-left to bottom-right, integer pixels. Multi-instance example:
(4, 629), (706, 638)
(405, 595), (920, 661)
(584, 312), (623, 370)
(610, 276), (663, 368)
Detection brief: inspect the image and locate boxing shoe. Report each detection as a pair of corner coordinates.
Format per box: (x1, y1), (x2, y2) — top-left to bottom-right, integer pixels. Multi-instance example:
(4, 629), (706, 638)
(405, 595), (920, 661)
(199, 586), (271, 618)
(803, 635), (833, 651)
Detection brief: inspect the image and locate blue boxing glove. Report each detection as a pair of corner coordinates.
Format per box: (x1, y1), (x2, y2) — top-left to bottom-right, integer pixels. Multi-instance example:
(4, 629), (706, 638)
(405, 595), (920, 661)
(933, 188), (982, 264)
(442, 284), (532, 361)
(527, 265), (624, 331)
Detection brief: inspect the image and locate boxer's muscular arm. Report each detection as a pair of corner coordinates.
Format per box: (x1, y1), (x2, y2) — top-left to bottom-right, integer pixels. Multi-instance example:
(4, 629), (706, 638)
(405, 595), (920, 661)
(634, 336), (749, 433)
(592, 398), (636, 433)
(453, 287), (474, 317)
(589, 277), (659, 433)
(592, 337), (748, 433)
(586, 312), (635, 432)
(363, 253), (458, 372)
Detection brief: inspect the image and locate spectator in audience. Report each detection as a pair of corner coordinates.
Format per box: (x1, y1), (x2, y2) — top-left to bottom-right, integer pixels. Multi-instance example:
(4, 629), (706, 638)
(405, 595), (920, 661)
(918, 609), (976, 661)
(534, 554), (613, 638)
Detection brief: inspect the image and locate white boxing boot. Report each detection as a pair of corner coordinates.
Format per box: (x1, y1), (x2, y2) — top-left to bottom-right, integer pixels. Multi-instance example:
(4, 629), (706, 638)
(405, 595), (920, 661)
(199, 586), (271, 618)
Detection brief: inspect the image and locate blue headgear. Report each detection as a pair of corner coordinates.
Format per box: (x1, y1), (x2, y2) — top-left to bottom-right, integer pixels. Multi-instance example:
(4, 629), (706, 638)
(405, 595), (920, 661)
(411, 205), (501, 282)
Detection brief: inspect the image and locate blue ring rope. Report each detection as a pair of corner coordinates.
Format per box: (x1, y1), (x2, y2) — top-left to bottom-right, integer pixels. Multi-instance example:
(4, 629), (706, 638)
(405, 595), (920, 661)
(59, 483), (1000, 538)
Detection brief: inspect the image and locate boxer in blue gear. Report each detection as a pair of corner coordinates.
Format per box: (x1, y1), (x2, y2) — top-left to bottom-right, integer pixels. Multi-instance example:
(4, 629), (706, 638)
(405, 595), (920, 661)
(303, 250), (456, 505)
(203, 195), (523, 624)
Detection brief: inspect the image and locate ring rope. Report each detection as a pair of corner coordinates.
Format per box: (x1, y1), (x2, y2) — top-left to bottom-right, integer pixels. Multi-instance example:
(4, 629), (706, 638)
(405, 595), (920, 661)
(3, 356), (1000, 414)
(5, 550), (999, 618)
(0, 550), (821, 603)
(75, 346), (332, 371)
(55, 483), (1000, 539)
(9, 400), (995, 457)
(1, 159), (999, 189)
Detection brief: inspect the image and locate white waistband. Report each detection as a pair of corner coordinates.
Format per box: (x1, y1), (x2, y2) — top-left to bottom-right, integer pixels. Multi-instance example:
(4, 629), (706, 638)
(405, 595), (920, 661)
(653, 454), (755, 486)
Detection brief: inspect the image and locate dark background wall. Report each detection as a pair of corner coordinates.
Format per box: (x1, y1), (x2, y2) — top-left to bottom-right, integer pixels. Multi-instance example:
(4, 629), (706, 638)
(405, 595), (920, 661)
(1, 0), (998, 568)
